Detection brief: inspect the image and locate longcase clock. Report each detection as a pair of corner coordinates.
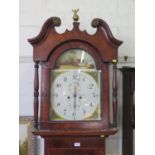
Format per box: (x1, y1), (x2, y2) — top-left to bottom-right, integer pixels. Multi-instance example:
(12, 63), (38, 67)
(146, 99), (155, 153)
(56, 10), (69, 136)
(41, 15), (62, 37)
(28, 12), (122, 155)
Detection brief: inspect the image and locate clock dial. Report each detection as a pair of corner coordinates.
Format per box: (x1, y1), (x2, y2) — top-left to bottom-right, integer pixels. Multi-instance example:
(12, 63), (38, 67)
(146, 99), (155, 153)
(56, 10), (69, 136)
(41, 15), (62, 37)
(50, 70), (101, 120)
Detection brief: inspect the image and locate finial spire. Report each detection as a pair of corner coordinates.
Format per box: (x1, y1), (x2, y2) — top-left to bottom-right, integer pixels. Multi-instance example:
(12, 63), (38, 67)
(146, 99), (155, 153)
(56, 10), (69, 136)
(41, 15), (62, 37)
(72, 9), (79, 22)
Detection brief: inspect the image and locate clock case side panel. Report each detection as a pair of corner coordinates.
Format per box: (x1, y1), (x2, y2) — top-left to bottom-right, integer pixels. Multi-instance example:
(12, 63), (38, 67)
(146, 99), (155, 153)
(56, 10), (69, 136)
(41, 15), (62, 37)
(40, 41), (110, 131)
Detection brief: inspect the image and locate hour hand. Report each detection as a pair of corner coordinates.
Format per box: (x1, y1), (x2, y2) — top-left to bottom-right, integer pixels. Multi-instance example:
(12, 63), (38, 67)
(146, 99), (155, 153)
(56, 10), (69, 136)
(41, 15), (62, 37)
(73, 82), (78, 119)
(69, 82), (80, 95)
(73, 82), (77, 97)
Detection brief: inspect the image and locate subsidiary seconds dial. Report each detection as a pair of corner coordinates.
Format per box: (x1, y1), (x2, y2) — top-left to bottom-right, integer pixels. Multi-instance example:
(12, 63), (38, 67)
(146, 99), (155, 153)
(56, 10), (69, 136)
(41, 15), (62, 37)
(50, 70), (100, 120)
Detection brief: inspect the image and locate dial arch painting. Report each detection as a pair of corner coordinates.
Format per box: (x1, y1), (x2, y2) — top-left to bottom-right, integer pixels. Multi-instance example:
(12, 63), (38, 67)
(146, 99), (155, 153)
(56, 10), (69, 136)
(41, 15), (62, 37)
(55, 49), (96, 69)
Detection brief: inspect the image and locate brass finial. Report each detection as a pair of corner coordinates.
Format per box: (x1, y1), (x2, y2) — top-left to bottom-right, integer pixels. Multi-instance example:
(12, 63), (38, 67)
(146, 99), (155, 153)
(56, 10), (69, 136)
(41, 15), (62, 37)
(72, 9), (79, 22)
(100, 135), (105, 138)
(112, 59), (117, 64)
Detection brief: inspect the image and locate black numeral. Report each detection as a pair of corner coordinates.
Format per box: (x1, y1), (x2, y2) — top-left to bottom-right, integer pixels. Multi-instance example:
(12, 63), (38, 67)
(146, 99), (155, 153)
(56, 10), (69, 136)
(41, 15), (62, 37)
(92, 93), (97, 97)
(73, 74), (78, 80)
(73, 112), (75, 116)
(56, 102), (60, 106)
(56, 83), (61, 88)
(88, 83), (93, 89)
(83, 109), (86, 114)
(63, 109), (66, 115)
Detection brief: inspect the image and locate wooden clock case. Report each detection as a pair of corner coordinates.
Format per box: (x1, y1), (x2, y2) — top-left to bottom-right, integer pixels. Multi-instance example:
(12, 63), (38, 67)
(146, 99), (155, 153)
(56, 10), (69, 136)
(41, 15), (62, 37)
(28, 17), (122, 155)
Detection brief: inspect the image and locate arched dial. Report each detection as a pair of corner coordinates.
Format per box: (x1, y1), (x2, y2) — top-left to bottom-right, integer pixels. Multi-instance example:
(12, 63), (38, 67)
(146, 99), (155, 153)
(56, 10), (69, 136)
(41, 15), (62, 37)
(50, 70), (101, 120)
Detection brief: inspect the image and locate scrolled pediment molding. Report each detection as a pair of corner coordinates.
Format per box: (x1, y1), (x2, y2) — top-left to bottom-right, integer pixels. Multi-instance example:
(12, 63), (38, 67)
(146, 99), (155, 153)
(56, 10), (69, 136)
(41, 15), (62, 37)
(28, 17), (61, 46)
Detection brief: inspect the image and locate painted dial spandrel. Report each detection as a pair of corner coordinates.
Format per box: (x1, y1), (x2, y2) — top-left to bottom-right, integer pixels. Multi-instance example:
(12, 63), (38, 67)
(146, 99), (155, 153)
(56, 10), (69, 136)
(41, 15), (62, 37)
(50, 70), (101, 120)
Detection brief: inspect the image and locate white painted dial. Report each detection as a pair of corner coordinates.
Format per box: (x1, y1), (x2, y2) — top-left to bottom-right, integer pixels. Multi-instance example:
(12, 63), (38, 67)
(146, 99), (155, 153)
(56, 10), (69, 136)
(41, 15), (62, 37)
(50, 70), (101, 120)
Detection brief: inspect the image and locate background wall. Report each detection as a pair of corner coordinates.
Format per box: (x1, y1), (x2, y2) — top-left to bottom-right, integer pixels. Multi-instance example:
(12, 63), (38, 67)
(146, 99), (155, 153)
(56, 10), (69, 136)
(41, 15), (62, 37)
(19, 0), (135, 155)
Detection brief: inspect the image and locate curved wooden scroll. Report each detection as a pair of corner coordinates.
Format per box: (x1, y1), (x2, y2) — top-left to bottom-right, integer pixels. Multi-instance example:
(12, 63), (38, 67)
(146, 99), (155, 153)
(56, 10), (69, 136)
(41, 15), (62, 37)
(91, 18), (122, 46)
(28, 17), (61, 45)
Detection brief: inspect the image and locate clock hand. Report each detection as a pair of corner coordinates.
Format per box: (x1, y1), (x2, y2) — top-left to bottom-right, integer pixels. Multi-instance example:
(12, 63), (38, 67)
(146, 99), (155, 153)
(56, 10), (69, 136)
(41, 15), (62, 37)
(73, 82), (77, 119)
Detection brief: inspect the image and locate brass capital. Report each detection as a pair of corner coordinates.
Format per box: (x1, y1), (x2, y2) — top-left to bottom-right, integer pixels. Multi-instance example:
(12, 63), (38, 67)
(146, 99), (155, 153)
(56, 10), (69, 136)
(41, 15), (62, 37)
(112, 59), (117, 64)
